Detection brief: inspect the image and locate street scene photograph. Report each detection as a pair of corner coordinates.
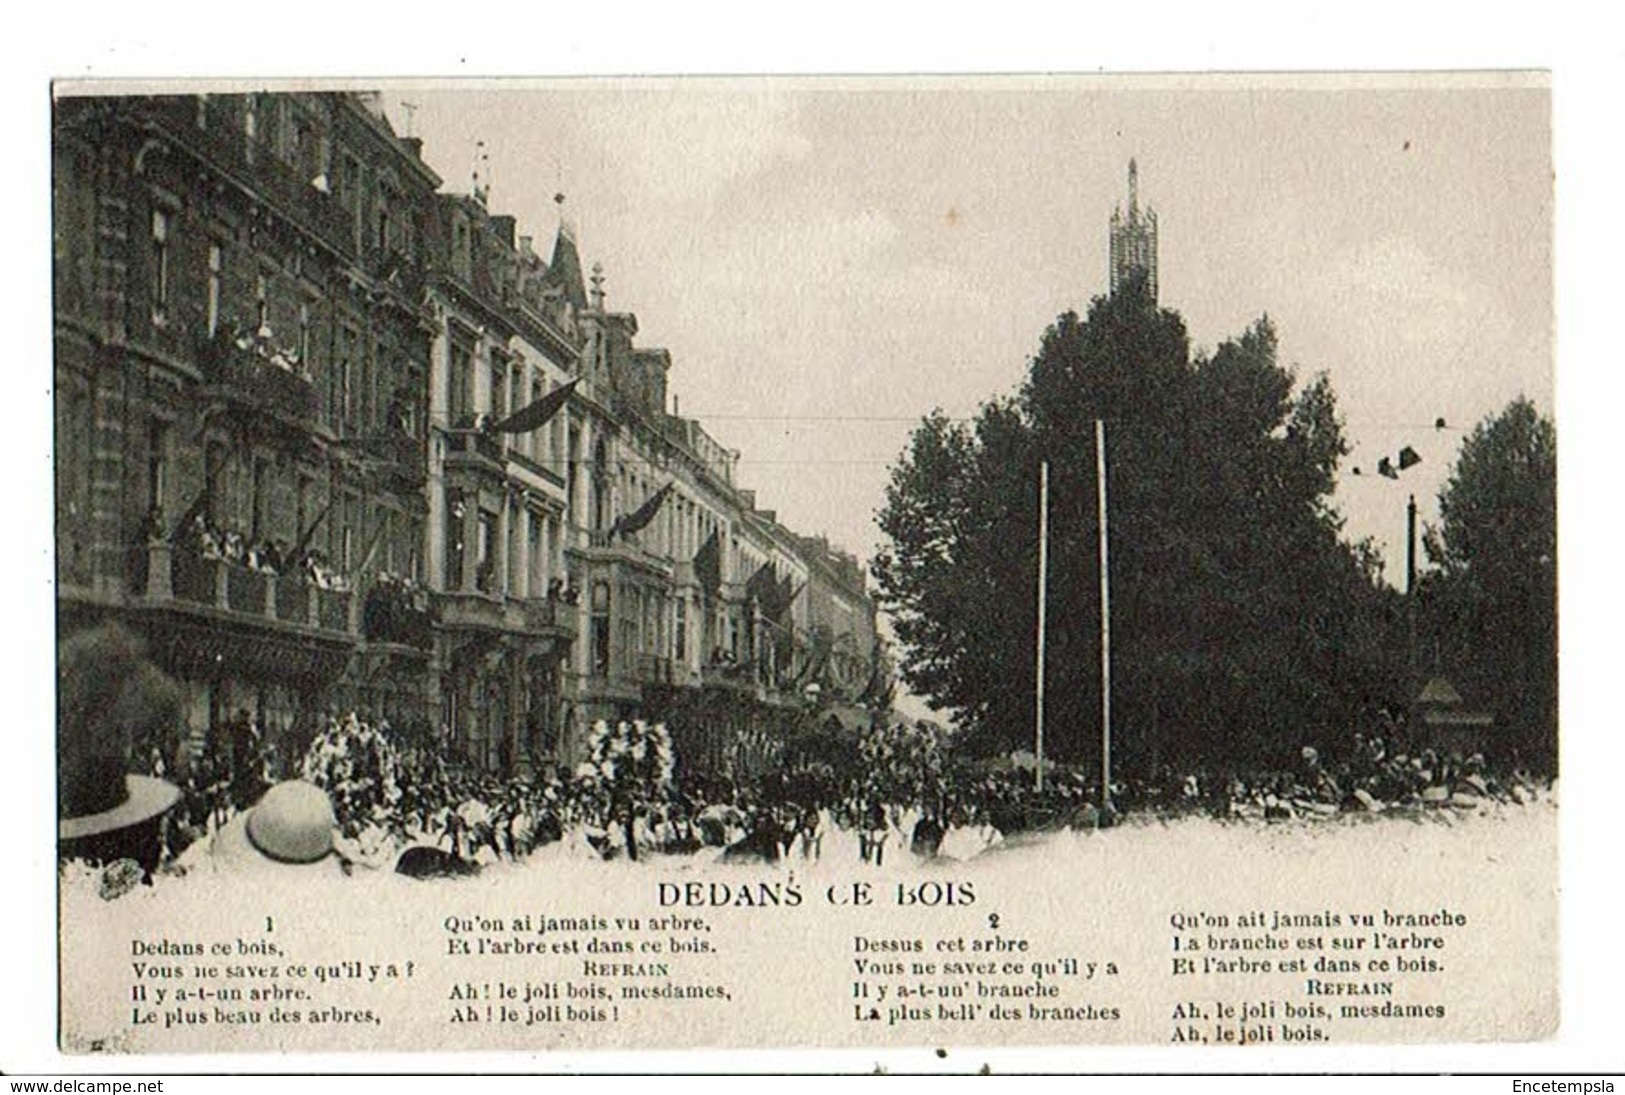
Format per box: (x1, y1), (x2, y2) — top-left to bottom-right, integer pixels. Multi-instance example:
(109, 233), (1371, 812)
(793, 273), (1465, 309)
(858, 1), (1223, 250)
(48, 76), (1559, 1053)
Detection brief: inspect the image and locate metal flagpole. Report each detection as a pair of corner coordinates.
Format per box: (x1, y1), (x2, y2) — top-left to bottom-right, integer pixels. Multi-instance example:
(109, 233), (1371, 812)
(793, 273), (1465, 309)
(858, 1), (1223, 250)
(1096, 419), (1112, 815)
(1035, 459), (1049, 792)
(1406, 493), (1418, 695)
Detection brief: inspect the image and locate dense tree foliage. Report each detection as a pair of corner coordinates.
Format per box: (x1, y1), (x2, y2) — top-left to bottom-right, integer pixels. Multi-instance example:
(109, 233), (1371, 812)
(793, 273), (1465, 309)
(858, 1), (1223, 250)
(874, 279), (1402, 775)
(1421, 398), (1557, 769)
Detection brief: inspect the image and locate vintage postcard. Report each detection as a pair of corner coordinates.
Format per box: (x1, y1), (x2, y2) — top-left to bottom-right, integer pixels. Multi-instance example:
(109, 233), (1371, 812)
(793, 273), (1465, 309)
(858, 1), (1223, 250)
(49, 74), (1557, 1058)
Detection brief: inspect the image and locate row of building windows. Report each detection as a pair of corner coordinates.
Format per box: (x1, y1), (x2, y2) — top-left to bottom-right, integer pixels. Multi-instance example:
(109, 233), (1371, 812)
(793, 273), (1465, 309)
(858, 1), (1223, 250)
(187, 438), (420, 579)
(445, 336), (565, 466)
(584, 580), (750, 681)
(442, 488), (562, 599)
(142, 198), (424, 441)
(197, 92), (412, 262)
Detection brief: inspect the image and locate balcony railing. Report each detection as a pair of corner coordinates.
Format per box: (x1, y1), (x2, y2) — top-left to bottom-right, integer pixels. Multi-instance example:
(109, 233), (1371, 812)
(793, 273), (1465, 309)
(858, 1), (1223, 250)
(317, 586), (349, 631)
(433, 588), (578, 642)
(433, 588), (505, 631)
(275, 572), (313, 623)
(701, 656), (757, 690)
(196, 330), (321, 424)
(361, 583), (433, 649)
(226, 562), (267, 612)
(524, 596), (575, 635)
(151, 541), (355, 636)
(443, 427), (506, 466)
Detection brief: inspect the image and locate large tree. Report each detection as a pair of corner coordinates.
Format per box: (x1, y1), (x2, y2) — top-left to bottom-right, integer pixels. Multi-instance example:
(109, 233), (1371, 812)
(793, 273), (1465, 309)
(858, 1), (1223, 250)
(871, 399), (1038, 757)
(874, 278), (1400, 776)
(1422, 398), (1557, 769)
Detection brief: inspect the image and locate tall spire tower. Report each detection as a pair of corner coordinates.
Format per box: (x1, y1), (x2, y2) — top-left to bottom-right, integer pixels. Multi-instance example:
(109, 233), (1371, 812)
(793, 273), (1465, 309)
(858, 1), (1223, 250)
(1109, 158), (1159, 301)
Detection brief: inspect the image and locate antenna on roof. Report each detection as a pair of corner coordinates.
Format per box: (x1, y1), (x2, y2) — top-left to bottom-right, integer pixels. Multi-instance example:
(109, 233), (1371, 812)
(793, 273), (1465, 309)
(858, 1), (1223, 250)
(399, 99), (419, 138)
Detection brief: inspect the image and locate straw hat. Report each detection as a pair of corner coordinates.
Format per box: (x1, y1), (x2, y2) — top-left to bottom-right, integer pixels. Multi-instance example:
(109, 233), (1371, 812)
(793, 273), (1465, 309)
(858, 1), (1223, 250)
(213, 780), (340, 868)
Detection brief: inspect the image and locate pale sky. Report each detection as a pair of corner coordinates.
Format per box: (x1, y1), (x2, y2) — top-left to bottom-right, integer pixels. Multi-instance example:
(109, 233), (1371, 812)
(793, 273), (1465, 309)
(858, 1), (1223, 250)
(392, 77), (1551, 595)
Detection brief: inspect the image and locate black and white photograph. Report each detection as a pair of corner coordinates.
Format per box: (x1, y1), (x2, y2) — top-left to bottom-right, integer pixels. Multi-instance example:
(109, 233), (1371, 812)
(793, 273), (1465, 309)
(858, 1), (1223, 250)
(39, 70), (1579, 1065)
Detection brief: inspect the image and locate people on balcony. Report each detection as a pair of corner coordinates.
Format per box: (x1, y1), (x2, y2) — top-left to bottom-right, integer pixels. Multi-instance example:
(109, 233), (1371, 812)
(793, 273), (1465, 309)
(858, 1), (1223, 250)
(213, 319), (312, 382)
(304, 550), (349, 592)
(246, 538), (284, 575)
(177, 510), (334, 582)
(187, 514), (225, 561)
(363, 570), (431, 646)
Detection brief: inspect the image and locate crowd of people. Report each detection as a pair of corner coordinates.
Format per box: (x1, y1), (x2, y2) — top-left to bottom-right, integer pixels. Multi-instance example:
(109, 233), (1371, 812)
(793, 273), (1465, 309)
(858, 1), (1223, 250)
(135, 729), (805, 880)
(71, 698), (1550, 896)
(1116, 727), (1545, 820)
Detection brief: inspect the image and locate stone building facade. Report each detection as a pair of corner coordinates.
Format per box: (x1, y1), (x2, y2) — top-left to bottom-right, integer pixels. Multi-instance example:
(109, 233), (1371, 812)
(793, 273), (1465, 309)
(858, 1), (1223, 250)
(53, 91), (441, 768)
(53, 89), (892, 783)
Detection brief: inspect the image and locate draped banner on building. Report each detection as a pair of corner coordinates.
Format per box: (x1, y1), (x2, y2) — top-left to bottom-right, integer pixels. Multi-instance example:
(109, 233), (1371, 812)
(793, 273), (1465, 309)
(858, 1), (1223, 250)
(693, 529), (722, 598)
(744, 561), (777, 607)
(612, 481), (673, 538)
(490, 379), (576, 435)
